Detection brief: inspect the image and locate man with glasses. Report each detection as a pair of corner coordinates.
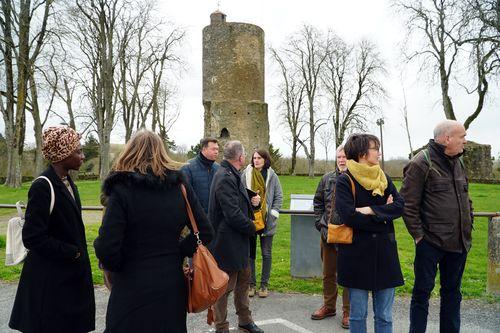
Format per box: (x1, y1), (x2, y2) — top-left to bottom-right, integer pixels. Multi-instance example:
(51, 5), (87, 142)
(208, 140), (264, 333)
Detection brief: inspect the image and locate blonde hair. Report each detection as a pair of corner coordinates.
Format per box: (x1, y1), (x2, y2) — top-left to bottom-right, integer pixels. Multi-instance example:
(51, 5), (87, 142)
(112, 129), (183, 178)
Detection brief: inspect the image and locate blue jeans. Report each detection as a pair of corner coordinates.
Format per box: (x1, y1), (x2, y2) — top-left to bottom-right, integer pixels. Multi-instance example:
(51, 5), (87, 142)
(409, 239), (467, 333)
(349, 287), (395, 333)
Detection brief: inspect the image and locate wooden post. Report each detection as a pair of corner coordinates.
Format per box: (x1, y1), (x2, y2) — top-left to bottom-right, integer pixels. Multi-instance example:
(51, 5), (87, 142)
(487, 216), (500, 295)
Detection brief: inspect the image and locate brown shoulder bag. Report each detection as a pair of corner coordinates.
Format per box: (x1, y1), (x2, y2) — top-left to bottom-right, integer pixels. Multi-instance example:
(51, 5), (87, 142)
(327, 174), (355, 244)
(181, 184), (229, 314)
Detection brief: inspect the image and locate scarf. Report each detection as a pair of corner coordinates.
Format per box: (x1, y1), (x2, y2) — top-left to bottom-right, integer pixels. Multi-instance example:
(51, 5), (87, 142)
(346, 159), (387, 197)
(251, 167), (267, 217)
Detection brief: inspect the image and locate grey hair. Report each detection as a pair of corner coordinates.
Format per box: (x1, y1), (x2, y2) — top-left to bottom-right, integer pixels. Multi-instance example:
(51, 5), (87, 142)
(336, 145), (345, 154)
(223, 140), (245, 161)
(433, 120), (462, 140)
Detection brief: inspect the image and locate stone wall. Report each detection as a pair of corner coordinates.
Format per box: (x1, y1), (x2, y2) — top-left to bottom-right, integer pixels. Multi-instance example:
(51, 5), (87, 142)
(463, 141), (493, 179)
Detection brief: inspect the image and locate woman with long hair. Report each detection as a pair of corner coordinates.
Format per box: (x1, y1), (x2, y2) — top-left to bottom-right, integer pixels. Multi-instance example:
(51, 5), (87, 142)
(9, 126), (95, 333)
(94, 129), (213, 333)
(241, 149), (283, 298)
(335, 134), (404, 333)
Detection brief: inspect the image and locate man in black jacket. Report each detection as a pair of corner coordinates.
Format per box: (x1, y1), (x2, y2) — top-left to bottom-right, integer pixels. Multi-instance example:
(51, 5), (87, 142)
(209, 140), (264, 333)
(400, 120), (473, 333)
(311, 145), (350, 329)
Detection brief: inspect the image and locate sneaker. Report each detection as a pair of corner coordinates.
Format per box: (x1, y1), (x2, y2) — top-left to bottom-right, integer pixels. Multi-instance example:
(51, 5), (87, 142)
(341, 311), (349, 329)
(311, 305), (336, 320)
(258, 288), (269, 298)
(248, 286), (256, 297)
(238, 322), (264, 333)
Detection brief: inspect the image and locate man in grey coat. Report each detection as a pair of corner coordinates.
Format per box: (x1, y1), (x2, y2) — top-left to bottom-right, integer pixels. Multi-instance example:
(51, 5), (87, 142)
(311, 145), (350, 329)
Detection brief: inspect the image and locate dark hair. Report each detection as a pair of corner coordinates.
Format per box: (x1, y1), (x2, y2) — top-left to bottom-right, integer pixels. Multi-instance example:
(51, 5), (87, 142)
(251, 149), (272, 169)
(200, 137), (218, 149)
(344, 133), (380, 162)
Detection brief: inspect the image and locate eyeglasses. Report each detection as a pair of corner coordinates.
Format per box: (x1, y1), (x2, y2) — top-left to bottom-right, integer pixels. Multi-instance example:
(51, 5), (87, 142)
(368, 147), (380, 151)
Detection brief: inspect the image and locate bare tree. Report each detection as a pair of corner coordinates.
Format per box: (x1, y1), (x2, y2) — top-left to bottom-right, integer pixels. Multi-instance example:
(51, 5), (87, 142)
(287, 25), (329, 177)
(66, 0), (124, 179)
(400, 86), (414, 158)
(0, 0), (53, 187)
(395, 0), (499, 129)
(323, 36), (386, 148)
(317, 125), (333, 172)
(270, 46), (306, 175)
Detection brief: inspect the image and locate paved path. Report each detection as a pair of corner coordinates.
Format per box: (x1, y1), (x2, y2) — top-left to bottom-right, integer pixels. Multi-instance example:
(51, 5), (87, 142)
(1, 283), (498, 332)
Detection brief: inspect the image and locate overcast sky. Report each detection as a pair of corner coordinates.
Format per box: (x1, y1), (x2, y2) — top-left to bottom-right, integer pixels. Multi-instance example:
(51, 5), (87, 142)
(4, 0), (498, 160)
(155, 0), (499, 160)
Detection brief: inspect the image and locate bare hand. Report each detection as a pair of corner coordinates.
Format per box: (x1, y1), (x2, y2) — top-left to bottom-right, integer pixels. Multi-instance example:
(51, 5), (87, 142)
(355, 206), (375, 215)
(251, 193), (261, 207)
(386, 195), (393, 204)
(415, 236), (423, 244)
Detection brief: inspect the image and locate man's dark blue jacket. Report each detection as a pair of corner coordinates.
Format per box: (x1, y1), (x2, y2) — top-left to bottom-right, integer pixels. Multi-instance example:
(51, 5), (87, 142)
(180, 153), (219, 213)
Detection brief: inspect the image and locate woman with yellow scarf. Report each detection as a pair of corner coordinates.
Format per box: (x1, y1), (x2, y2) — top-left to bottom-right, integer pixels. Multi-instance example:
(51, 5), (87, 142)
(335, 134), (404, 333)
(242, 149), (283, 298)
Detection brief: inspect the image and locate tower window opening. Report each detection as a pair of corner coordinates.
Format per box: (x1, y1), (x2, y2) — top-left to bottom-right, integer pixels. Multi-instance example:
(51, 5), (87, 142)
(220, 128), (230, 138)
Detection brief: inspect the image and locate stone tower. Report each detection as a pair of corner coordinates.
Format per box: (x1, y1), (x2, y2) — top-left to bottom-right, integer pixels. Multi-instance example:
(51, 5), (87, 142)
(202, 11), (269, 153)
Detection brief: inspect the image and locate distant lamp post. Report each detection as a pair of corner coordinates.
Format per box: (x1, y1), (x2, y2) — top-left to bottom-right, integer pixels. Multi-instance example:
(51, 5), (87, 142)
(376, 118), (385, 170)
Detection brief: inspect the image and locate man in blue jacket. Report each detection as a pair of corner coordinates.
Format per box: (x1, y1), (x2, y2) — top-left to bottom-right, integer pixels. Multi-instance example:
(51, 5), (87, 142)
(181, 137), (220, 213)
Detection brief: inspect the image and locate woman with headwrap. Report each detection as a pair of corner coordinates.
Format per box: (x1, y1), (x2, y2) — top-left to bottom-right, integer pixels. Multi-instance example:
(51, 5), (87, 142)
(9, 126), (95, 333)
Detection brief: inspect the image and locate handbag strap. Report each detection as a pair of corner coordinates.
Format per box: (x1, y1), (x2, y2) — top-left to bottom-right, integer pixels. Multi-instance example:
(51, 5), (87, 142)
(180, 184), (202, 245)
(328, 173), (356, 222)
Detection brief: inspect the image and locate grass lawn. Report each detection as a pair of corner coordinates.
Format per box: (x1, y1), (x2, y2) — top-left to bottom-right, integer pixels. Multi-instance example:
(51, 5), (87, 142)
(0, 176), (498, 300)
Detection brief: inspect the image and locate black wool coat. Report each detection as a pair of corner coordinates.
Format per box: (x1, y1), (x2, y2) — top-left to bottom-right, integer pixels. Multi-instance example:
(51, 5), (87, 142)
(335, 171), (405, 291)
(9, 165), (95, 333)
(208, 160), (256, 272)
(94, 170), (213, 333)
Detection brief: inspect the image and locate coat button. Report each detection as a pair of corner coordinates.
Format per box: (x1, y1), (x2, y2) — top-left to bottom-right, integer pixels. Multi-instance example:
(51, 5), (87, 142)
(372, 234), (377, 238)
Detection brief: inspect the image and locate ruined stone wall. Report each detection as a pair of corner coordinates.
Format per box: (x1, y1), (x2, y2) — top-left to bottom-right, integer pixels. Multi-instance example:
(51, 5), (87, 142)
(202, 12), (269, 152)
(463, 142), (493, 179)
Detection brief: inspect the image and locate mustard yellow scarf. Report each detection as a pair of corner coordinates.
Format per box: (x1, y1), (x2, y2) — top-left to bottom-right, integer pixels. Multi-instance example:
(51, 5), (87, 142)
(251, 167), (267, 217)
(346, 159), (387, 196)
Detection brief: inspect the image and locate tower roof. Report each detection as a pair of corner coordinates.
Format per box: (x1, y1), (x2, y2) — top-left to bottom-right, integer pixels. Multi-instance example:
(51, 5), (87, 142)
(210, 11), (226, 24)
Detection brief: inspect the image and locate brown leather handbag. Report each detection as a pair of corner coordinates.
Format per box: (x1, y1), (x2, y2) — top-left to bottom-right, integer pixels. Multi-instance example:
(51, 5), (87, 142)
(327, 174), (355, 244)
(181, 185), (229, 314)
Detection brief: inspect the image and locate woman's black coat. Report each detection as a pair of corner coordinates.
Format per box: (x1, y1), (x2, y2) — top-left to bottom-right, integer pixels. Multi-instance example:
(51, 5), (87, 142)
(335, 171), (405, 291)
(94, 170), (213, 333)
(9, 166), (95, 333)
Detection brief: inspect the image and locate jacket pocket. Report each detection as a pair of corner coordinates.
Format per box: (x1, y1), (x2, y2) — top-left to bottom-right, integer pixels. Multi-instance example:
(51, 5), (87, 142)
(430, 180), (451, 192)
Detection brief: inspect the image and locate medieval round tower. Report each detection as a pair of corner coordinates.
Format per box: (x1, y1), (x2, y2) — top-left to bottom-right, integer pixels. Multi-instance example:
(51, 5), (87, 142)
(202, 11), (269, 152)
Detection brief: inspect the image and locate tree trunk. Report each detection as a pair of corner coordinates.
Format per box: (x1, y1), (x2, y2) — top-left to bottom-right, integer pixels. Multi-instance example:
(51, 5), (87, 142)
(290, 139), (297, 176)
(5, 148), (22, 187)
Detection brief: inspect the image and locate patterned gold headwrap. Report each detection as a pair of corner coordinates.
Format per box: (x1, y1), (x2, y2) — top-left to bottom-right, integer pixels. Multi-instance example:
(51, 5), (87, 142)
(42, 126), (81, 163)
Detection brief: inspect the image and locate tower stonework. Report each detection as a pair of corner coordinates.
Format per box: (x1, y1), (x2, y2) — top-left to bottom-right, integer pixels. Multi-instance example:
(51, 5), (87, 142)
(202, 11), (269, 153)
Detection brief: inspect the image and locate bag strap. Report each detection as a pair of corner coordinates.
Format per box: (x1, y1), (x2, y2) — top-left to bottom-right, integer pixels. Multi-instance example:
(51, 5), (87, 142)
(328, 173), (356, 223)
(15, 201), (24, 218)
(35, 176), (55, 214)
(180, 184), (202, 246)
(345, 173), (356, 200)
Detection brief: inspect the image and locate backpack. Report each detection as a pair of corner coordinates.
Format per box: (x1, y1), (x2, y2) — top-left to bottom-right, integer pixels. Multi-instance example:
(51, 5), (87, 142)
(5, 176), (55, 266)
(421, 148), (465, 181)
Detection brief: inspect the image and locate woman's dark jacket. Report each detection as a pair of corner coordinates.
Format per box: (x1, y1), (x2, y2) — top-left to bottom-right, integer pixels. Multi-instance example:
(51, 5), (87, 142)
(9, 166), (95, 333)
(208, 160), (256, 272)
(313, 170), (342, 241)
(335, 171), (405, 291)
(94, 170), (213, 333)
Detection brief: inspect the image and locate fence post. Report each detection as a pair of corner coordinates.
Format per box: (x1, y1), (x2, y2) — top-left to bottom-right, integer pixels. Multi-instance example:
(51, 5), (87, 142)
(487, 216), (500, 295)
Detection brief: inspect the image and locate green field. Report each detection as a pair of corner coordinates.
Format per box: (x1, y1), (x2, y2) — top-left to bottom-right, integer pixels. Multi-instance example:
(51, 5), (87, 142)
(0, 176), (498, 300)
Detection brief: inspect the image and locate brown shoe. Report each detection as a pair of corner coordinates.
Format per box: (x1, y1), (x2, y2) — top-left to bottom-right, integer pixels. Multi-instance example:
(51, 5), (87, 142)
(311, 305), (336, 320)
(248, 287), (256, 297)
(258, 288), (269, 298)
(341, 311), (349, 329)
